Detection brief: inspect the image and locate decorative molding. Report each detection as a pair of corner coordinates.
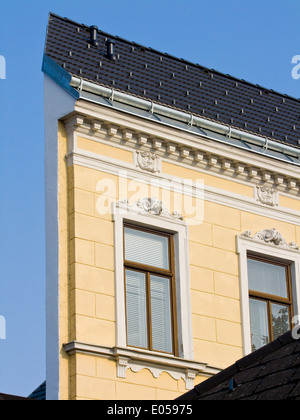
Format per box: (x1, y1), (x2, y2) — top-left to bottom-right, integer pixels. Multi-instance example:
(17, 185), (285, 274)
(117, 357), (130, 379)
(66, 106), (300, 196)
(135, 151), (161, 173)
(255, 186), (279, 207)
(185, 370), (198, 391)
(64, 341), (220, 390)
(115, 197), (184, 221)
(117, 358), (199, 390)
(66, 148), (300, 226)
(241, 228), (299, 250)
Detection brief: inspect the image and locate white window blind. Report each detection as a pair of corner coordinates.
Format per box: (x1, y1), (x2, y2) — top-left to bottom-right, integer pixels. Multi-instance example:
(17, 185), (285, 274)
(125, 270), (148, 349)
(124, 227), (169, 270)
(150, 276), (173, 353)
(248, 259), (288, 298)
(249, 298), (269, 352)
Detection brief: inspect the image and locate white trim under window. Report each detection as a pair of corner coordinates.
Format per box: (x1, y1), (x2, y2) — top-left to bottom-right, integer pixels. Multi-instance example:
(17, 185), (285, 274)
(112, 198), (194, 361)
(237, 229), (300, 356)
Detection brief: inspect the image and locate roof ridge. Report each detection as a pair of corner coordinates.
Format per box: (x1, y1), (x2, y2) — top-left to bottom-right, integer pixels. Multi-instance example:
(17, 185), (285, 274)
(48, 12), (300, 104)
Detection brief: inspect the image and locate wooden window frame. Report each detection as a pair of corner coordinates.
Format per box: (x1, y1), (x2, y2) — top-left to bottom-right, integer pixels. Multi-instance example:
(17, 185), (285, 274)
(248, 253), (294, 345)
(123, 223), (178, 356)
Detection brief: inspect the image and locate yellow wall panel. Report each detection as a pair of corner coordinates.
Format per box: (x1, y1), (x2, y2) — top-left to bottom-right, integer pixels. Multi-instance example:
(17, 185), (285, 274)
(192, 314), (217, 342)
(280, 195), (300, 212)
(76, 375), (116, 400)
(214, 272), (240, 300)
(189, 242), (239, 276)
(190, 266), (214, 294)
(70, 238), (95, 266)
(204, 201), (241, 231)
(115, 381), (157, 400)
(75, 289), (95, 318)
(77, 136), (133, 164)
(76, 354), (97, 377)
(162, 161), (254, 198)
(193, 339), (243, 370)
(189, 222), (212, 246)
(95, 294), (115, 322)
(216, 319), (243, 347)
(212, 225), (239, 252)
(75, 316), (115, 347)
(73, 213), (114, 245)
(73, 263), (114, 296)
(94, 243), (114, 271)
(191, 290), (241, 323)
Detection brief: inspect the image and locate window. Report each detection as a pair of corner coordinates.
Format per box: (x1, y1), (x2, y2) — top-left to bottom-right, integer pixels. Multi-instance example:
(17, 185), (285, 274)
(124, 225), (177, 355)
(113, 198), (193, 361)
(237, 230), (300, 356)
(248, 255), (293, 351)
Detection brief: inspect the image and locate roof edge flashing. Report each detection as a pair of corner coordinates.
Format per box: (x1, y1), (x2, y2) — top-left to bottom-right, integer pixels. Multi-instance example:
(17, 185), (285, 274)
(70, 76), (300, 160)
(42, 55), (80, 99)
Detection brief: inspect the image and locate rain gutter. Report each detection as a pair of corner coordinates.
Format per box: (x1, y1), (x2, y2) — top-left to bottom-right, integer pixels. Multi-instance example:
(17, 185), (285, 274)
(69, 76), (300, 160)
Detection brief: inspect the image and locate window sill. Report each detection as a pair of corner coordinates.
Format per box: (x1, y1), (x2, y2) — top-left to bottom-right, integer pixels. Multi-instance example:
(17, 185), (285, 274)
(64, 341), (220, 390)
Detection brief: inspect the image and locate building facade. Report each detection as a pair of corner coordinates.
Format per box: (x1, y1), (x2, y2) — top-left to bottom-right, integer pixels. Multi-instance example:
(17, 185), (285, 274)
(43, 13), (300, 400)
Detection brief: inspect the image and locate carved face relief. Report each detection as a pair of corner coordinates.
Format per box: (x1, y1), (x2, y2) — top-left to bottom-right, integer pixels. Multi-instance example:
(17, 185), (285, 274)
(255, 186), (279, 207)
(135, 151), (161, 173)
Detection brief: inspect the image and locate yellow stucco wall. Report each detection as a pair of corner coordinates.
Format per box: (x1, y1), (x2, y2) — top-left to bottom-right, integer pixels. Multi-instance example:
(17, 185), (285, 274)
(58, 126), (300, 400)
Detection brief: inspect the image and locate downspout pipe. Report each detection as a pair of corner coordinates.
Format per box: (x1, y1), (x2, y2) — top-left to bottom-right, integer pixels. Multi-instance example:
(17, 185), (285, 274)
(70, 76), (300, 159)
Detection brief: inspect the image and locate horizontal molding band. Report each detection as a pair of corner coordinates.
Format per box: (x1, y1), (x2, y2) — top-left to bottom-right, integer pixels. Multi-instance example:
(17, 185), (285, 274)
(66, 148), (300, 226)
(65, 108), (300, 195)
(63, 341), (221, 377)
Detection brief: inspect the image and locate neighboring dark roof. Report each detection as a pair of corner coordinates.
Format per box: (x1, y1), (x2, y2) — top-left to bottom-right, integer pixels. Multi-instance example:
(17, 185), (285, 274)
(178, 330), (300, 401)
(0, 393), (32, 400)
(28, 381), (46, 400)
(44, 13), (300, 149)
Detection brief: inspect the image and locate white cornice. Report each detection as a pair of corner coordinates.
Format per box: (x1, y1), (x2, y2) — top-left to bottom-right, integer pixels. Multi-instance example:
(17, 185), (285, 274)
(64, 106), (300, 197)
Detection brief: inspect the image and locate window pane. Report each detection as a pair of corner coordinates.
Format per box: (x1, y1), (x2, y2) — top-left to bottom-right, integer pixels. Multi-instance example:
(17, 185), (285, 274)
(150, 276), (173, 353)
(125, 270), (148, 349)
(248, 259), (288, 298)
(272, 303), (290, 340)
(250, 299), (270, 352)
(125, 227), (169, 270)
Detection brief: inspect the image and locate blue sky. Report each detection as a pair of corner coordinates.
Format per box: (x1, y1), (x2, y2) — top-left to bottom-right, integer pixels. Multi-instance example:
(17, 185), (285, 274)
(0, 0), (299, 397)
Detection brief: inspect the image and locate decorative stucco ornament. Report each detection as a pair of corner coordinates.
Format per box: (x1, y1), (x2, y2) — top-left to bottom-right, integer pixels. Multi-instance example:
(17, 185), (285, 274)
(116, 197), (183, 221)
(242, 228), (299, 250)
(255, 186), (279, 207)
(136, 151), (161, 173)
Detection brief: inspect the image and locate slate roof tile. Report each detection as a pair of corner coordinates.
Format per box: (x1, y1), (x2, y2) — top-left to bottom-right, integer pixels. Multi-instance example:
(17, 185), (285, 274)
(178, 331), (300, 400)
(44, 13), (300, 150)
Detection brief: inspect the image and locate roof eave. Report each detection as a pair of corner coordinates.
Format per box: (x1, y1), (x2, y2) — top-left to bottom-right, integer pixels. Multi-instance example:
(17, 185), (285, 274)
(42, 54), (80, 100)
(70, 75), (300, 161)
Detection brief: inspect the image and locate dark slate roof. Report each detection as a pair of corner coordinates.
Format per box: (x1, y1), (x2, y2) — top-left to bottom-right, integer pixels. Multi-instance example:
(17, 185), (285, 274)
(178, 330), (300, 401)
(28, 381), (46, 400)
(44, 13), (300, 150)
